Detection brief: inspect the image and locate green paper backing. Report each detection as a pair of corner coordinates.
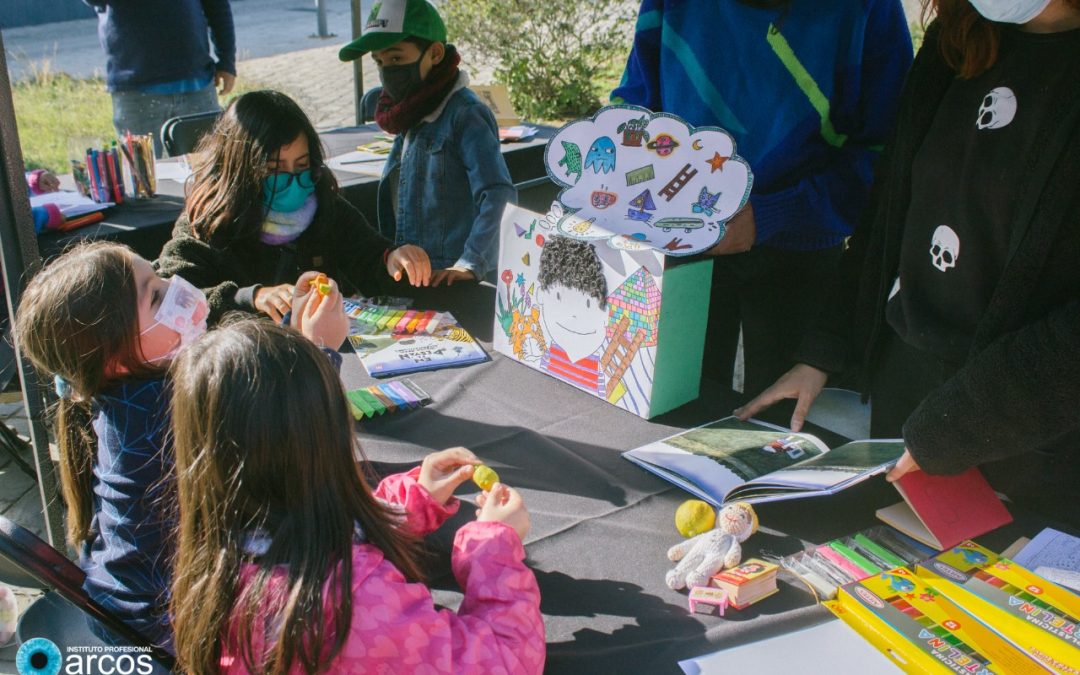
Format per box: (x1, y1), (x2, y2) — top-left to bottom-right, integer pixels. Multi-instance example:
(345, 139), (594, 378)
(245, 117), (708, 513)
(648, 258), (713, 416)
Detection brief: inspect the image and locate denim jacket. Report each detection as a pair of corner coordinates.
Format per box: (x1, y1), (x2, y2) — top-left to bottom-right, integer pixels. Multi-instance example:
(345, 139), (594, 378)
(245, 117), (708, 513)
(377, 76), (515, 280)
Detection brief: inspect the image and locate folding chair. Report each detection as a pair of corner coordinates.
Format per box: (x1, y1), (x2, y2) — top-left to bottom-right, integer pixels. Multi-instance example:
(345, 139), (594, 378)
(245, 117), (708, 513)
(160, 110), (220, 157)
(359, 86), (383, 125)
(0, 516), (175, 670)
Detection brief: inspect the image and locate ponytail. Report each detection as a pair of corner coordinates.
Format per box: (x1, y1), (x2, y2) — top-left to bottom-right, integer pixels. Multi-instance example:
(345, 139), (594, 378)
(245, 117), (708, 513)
(55, 398), (98, 546)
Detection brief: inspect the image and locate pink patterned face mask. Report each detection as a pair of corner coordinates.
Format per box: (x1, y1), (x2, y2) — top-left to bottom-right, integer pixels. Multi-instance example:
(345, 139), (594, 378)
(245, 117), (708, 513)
(139, 275), (208, 362)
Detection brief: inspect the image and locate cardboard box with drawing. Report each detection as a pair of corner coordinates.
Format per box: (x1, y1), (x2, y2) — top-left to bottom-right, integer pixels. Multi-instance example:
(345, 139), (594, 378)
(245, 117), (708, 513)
(493, 106), (753, 418)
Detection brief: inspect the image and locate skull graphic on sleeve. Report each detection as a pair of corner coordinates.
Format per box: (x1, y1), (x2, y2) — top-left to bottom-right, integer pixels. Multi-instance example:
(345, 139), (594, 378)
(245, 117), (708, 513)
(930, 225), (960, 272)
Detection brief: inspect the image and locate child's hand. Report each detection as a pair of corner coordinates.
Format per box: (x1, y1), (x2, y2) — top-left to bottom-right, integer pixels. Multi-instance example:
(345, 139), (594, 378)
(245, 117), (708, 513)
(430, 267), (476, 287)
(418, 446), (481, 506)
(387, 245), (432, 287)
(476, 484), (530, 541)
(291, 271), (349, 348)
(37, 172), (60, 193)
(254, 283), (295, 322)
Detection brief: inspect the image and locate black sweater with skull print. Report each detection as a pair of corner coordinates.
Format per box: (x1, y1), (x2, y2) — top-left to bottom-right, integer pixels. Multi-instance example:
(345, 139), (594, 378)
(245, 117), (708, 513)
(884, 25), (1080, 365)
(792, 22), (1080, 484)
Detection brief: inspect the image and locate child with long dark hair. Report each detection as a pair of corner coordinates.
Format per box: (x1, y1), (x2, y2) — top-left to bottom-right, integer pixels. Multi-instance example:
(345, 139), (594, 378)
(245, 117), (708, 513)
(157, 90), (432, 324)
(13, 243), (351, 651)
(168, 319), (545, 674)
(13, 242), (209, 649)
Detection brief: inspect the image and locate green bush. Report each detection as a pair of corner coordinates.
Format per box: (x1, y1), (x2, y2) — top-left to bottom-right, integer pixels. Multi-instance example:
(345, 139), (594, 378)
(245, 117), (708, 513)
(443, 0), (635, 121)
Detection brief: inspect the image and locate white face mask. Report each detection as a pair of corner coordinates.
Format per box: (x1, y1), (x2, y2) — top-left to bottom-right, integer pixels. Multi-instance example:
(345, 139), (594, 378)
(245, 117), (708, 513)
(139, 275), (209, 362)
(968, 0), (1052, 23)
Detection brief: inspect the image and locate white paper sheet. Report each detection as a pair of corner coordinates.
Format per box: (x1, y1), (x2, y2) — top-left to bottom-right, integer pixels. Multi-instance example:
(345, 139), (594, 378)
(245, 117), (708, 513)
(678, 619), (900, 674)
(28, 190), (110, 218)
(326, 150), (387, 177)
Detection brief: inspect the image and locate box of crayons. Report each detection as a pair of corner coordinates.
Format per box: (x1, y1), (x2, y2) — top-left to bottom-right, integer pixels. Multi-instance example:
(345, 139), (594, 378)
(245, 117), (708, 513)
(781, 526), (935, 600)
(346, 379), (431, 420)
(915, 541), (1080, 673)
(827, 567), (1050, 674)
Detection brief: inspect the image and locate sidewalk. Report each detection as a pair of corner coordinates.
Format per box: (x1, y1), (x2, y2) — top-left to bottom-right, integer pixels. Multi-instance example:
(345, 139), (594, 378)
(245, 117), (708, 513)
(2, 0), (491, 131)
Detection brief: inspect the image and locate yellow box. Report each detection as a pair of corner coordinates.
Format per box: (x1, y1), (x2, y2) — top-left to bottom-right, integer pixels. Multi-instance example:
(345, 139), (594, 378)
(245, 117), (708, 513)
(827, 566), (1048, 674)
(916, 541), (1080, 674)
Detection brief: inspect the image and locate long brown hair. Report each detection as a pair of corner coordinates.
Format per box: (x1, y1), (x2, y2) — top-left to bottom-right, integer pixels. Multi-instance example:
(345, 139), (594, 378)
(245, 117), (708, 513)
(169, 319), (424, 675)
(924, 0), (1080, 78)
(13, 242), (161, 546)
(184, 90), (338, 245)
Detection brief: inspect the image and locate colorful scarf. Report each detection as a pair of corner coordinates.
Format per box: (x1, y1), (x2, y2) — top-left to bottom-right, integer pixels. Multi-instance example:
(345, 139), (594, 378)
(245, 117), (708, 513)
(374, 45), (463, 135)
(259, 194), (317, 245)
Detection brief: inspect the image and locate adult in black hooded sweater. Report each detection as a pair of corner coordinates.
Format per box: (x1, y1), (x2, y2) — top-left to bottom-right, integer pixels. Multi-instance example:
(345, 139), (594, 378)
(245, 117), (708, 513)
(738, 0), (1080, 522)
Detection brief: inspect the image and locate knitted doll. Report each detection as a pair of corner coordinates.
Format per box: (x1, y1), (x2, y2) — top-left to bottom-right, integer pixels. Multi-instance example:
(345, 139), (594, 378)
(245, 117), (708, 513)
(666, 502), (758, 590)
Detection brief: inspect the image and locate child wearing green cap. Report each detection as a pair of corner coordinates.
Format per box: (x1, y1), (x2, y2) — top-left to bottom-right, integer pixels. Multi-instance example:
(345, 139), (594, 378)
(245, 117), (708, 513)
(340, 0), (515, 286)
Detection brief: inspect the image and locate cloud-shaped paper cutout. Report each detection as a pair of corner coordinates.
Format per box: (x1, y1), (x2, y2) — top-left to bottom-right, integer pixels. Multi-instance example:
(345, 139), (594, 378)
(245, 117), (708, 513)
(543, 105), (753, 256)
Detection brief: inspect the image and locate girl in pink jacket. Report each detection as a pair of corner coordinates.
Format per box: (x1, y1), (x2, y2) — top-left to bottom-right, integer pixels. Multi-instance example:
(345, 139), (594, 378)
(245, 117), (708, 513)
(167, 318), (545, 674)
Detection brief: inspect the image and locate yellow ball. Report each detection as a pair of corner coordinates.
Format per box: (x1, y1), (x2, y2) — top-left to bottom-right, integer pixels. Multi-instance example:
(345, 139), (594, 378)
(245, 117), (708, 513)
(472, 465), (499, 492)
(675, 500), (716, 538)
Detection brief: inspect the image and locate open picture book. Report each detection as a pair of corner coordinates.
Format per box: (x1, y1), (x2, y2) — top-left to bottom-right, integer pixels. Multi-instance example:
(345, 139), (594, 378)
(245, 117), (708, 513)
(623, 417), (905, 506)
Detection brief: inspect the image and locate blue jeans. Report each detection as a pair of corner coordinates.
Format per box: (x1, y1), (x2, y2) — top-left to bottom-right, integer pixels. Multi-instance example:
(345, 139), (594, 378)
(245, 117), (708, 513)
(110, 85), (220, 157)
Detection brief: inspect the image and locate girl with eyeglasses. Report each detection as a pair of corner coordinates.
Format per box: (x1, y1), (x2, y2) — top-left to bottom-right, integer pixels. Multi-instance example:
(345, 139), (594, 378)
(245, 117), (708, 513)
(157, 90), (431, 324)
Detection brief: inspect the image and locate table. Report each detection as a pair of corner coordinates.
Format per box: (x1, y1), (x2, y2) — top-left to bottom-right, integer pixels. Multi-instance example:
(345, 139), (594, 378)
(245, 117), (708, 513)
(336, 283), (1068, 674)
(38, 125), (557, 260)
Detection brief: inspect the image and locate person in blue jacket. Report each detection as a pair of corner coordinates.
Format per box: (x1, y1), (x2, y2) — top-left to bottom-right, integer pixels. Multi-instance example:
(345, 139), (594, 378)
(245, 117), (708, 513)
(339, 0), (515, 285)
(612, 0), (913, 395)
(85, 0), (237, 157)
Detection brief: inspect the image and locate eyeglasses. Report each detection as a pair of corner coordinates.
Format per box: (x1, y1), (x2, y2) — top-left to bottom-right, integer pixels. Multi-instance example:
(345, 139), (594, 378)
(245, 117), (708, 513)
(264, 168), (318, 193)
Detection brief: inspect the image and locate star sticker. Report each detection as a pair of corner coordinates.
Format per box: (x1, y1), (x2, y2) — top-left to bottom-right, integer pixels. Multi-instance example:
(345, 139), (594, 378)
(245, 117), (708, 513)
(904, 593), (916, 600)
(707, 152), (729, 173)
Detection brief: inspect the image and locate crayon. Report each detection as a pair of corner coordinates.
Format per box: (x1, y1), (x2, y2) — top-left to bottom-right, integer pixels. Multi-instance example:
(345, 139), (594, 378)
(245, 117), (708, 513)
(830, 540), (882, 576)
(105, 147), (122, 204)
(399, 379), (432, 404)
(357, 390), (386, 415)
(57, 211), (105, 232)
(387, 381), (419, 406)
(395, 310), (416, 333)
(378, 384), (409, 408)
(817, 545), (870, 581)
(368, 387), (398, 412)
(853, 533), (909, 569)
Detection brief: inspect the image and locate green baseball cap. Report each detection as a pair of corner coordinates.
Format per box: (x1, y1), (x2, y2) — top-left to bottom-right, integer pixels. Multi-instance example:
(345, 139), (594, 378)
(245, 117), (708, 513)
(338, 0), (447, 61)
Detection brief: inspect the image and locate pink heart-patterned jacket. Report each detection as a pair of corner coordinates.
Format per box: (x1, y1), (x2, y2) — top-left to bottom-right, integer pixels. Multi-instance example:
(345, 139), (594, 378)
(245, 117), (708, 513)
(219, 467), (546, 674)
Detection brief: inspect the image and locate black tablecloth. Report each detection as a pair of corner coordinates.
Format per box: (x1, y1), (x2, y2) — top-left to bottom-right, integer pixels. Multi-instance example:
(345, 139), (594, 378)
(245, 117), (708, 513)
(39, 126), (556, 261)
(337, 283), (1066, 674)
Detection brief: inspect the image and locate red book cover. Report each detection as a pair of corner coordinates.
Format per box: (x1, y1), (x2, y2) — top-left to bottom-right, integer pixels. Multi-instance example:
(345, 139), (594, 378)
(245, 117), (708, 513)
(876, 467), (1013, 551)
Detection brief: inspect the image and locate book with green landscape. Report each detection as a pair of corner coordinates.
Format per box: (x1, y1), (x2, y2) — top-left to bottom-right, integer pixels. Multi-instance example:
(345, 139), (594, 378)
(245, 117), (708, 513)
(623, 417), (904, 507)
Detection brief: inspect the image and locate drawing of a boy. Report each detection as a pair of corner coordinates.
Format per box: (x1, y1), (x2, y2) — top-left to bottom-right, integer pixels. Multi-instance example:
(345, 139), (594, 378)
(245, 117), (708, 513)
(534, 235), (609, 395)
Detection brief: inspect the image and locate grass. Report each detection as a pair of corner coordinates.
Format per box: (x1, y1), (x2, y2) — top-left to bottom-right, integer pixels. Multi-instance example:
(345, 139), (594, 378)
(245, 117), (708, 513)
(11, 65), (115, 174)
(11, 61), (267, 174)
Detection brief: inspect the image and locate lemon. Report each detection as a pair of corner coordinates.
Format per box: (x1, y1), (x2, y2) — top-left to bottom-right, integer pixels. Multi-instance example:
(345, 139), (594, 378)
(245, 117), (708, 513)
(472, 465), (499, 491)
(675, 500), (716, 538)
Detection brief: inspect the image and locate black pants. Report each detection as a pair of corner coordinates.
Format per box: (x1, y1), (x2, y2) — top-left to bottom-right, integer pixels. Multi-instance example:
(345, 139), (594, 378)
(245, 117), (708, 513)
(703, 244), (843, 395)
(869, 328), (1079, 526)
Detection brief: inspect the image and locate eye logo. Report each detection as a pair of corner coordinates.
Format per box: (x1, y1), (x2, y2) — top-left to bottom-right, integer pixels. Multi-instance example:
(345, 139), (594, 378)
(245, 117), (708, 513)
(16, 638), (61, 675)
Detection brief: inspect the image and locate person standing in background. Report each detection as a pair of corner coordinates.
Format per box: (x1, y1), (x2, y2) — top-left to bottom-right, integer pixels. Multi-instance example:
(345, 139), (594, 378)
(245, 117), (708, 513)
(612, 0), (913, 395)
(85, 0), (237, 157)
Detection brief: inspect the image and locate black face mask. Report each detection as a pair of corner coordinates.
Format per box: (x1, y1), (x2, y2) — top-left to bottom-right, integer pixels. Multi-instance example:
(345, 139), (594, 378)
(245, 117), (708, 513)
(379, 46), (429, 101)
